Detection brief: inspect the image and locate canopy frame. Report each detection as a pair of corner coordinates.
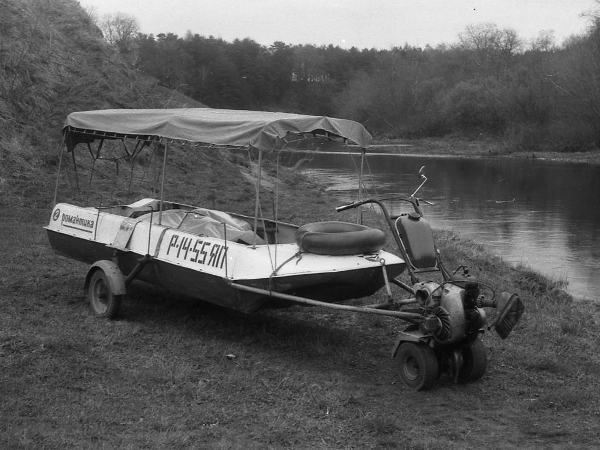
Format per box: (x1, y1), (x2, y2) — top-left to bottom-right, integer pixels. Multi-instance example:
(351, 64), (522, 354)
(54, 109), (374, 260)
(62, 108), (372, 152)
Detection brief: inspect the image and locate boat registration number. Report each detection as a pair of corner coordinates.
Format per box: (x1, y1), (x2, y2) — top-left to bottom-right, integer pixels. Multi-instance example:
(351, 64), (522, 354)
(166, 234), (227, 269)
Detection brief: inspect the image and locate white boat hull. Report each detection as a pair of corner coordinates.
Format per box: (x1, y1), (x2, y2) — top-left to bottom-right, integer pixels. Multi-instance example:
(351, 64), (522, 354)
(46, 200), (406, 312)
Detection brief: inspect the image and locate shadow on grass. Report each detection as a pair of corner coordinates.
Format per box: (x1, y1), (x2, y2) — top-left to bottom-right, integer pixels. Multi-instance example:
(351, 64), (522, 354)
(118, 280), (397, 378)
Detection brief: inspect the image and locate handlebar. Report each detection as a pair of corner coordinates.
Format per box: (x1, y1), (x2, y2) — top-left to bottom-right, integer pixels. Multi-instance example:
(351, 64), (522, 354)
(336, 196), (428, 216)
(338, 166), (432, 216)
(335, 201), (363, 212)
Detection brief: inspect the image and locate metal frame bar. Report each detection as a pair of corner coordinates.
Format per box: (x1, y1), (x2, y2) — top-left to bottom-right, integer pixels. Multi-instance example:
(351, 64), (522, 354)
(229, 282), (422, 321)
(358, 148), (366, 224)
(158, 140), (168, 225)
(52, 144), (66, 205)
(252, 149), (263, 247)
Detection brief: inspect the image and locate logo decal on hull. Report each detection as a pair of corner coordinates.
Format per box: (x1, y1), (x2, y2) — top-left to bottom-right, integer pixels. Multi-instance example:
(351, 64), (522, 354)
(61, 212), (95, 233)
(52, 208), (60, 221)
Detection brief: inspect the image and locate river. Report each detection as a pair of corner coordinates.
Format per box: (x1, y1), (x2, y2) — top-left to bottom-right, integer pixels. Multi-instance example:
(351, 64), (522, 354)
(300, 151), (600, 300)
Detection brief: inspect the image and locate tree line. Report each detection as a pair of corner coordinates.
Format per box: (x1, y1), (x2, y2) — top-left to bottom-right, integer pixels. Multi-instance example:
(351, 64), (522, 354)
(102, 13), (600, 151)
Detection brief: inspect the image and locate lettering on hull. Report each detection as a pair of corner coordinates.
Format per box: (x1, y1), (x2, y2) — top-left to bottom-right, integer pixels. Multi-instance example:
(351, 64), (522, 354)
(166, 234), (227, 269)
(53, 208), (95, 233)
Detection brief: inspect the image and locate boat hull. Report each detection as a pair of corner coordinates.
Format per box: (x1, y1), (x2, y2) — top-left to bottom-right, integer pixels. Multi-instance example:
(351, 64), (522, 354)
(46, 202), (405, 313)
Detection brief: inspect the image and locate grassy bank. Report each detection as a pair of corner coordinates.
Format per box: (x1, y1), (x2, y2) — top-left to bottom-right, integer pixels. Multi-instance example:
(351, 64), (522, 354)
(2, 159), (600, 448)
(375, 137), (600, 165)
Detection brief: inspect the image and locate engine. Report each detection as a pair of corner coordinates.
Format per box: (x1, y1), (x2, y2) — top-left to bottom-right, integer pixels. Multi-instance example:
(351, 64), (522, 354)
(413, 281), (487, 344)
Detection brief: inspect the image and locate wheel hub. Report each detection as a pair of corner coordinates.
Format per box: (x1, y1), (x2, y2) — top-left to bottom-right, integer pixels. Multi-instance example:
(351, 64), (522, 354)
(92, 278), (109, 312)
(402, 355), (420, 381)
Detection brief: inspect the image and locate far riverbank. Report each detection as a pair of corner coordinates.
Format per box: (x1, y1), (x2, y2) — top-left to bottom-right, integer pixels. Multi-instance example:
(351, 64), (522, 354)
(374, 137), (600, 165)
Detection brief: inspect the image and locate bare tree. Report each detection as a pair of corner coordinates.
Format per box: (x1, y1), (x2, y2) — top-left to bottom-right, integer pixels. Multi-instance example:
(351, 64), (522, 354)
(83, 5), (99, 27)
(530, 30), (556, 52)
(459, 23), (521, 53)
(458, 23), (522, 77)
(100, 12), (139, 59)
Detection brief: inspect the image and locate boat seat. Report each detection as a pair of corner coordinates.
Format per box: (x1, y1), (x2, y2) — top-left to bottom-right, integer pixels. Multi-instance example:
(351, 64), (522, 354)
(394, 213), (438, 271)
(100, 199), (169, 218)
(127, 199), (171, 218)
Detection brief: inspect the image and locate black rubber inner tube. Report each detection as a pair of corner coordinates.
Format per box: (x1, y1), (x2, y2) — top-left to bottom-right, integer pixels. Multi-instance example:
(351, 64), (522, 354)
(295, 221), (386, 256)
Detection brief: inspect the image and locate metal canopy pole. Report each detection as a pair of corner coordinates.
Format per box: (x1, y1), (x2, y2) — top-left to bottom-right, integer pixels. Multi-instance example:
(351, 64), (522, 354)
(358, 148), (366, 224)
(158, 140), (168, 225)
(252, 149), (263, 247)
(71, 146), (80, 194)
(52, 144), (66, 205)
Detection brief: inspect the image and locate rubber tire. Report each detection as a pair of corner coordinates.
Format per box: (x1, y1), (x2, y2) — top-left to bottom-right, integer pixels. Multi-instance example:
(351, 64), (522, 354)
(295, 221), (386, 255)
(396, 342), (439, 391)
(458, 338), (487, 383)
(87, 269), (122, 319)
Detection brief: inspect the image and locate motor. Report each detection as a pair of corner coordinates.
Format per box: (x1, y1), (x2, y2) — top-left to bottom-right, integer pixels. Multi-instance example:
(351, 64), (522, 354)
(336, 166), (524, 390)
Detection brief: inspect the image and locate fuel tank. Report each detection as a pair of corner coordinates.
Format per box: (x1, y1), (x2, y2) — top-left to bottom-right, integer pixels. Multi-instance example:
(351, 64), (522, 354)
(394, 213), (437, 269)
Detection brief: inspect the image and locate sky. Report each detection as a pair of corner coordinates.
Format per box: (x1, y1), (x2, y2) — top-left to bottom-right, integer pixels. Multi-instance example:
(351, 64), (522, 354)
(80, 0), (598, 49)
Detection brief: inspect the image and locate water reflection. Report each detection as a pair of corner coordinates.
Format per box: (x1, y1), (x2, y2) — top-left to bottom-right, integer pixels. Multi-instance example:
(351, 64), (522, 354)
(301, 153), (600, 300)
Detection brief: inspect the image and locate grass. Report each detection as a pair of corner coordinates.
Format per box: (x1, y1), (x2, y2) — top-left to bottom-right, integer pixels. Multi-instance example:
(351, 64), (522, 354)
(3, 103), (598, 448)
(2, 175), (600, 448)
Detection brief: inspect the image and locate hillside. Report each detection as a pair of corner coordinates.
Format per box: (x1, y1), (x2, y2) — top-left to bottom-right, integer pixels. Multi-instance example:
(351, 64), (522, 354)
(0, 0), (202, 207)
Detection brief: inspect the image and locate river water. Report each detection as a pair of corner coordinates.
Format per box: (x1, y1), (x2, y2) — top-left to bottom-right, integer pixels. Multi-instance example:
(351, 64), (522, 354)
(300, 151), (600, 300)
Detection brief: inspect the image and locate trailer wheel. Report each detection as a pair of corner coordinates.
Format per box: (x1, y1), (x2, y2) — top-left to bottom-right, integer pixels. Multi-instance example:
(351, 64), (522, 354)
(396, 342), (439, 390)
(458, 338), (487, 383)
(87, 269), (122, 319)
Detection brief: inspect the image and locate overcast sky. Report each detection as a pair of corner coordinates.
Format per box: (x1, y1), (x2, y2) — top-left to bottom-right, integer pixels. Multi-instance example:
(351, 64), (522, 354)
(80, 0), (598, 49)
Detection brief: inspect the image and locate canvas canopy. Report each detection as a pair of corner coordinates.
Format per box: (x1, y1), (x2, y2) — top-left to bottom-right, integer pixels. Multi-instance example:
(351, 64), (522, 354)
(63, 108), (372, 151)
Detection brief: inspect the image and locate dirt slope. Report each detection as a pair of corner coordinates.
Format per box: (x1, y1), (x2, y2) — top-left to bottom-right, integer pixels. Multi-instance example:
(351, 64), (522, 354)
(0, 0), (202, 207)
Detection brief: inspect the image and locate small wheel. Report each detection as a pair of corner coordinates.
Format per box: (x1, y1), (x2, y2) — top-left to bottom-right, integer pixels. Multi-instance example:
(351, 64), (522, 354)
(458, 338), (487, 383)
(87, 269), (122, 319)
(396, 342), (439, 391)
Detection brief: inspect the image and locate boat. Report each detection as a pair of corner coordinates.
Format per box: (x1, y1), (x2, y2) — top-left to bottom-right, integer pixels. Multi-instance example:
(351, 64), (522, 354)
(45, 108), (524, 390)
(46, 109), (405, 312)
